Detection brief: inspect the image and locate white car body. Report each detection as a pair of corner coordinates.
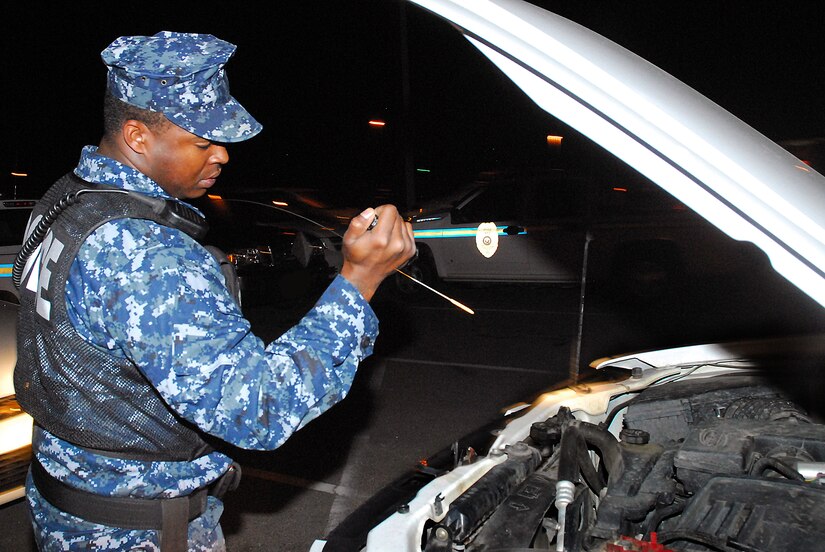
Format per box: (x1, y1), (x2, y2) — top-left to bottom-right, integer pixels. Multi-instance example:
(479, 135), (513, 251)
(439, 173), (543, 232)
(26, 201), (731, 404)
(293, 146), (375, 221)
(0, 199), (37, 304)
(312, 1), (825, 551)
(0, 299), (33, 506)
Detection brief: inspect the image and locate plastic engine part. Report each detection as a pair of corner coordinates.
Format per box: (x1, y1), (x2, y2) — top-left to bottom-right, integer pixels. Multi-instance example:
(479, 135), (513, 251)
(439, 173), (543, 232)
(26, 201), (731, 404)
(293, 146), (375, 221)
(668, 476), (825, 551)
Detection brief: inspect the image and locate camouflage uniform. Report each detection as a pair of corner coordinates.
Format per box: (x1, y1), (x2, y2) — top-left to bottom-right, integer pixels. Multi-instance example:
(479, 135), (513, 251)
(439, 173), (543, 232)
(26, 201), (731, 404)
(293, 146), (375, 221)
(26, 146), (377, 550)
(22, 32), (379, 551)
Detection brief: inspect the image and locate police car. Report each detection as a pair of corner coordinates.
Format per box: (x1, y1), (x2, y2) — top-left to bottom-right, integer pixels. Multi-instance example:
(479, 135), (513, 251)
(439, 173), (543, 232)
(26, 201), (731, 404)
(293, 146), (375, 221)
(311, 0), (825, 550)
(0, 199), (37, 304)
(401, 166), (761, 298)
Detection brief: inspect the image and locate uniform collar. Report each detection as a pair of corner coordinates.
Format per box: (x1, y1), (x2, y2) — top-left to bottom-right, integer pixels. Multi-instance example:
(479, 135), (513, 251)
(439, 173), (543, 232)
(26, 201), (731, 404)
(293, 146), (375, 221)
(73, 145), (171, 198)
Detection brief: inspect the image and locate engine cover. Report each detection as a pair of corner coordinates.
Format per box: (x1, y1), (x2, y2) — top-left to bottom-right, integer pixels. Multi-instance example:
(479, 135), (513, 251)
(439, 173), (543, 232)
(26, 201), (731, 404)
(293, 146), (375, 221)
(672, 476), (825, 551)
(674, 418), (825, 493)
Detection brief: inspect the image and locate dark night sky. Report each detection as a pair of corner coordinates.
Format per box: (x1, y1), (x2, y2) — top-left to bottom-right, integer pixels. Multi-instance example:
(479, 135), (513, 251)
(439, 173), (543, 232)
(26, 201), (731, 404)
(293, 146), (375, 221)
(3, 2), (825, 206)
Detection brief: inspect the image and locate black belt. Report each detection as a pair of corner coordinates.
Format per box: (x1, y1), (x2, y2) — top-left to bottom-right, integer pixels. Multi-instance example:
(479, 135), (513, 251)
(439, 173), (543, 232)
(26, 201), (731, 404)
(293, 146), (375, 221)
(30, 457), (241, 552)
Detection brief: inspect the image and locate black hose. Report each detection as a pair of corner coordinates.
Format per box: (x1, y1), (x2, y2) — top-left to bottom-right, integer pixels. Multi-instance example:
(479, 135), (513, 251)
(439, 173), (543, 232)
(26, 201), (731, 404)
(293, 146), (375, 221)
(659, 531), (731, 551)
(558, 423), (582, 483)
(599, 397), (636, 431)
(749, 456), (804, 481)
(558, 421), (623, 493)
(642, 500), (685, 539)
(576, 431), (606, 494)
(578, 422), (623, 482)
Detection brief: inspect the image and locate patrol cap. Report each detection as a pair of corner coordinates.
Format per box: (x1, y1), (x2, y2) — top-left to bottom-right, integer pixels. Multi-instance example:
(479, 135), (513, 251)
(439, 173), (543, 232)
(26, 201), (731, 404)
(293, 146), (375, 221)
(101, 31), (262, 143)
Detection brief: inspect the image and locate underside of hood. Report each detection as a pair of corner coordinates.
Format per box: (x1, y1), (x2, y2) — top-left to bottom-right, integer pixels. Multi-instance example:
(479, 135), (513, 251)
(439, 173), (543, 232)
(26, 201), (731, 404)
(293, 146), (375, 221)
(408, 0), (825, 307)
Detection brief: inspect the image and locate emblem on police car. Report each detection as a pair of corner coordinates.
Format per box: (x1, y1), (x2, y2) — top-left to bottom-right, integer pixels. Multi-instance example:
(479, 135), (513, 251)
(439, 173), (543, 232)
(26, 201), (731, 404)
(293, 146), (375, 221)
(476, 222), (499, 258)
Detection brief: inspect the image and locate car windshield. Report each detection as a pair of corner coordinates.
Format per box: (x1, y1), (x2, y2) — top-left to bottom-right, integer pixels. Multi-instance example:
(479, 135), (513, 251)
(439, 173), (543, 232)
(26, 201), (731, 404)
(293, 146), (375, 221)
(0, 202), (35, 247)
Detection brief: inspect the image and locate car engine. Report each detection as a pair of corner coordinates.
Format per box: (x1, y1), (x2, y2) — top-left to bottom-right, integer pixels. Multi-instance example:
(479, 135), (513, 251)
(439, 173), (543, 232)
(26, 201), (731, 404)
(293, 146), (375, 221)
(420, 374), (825, 552)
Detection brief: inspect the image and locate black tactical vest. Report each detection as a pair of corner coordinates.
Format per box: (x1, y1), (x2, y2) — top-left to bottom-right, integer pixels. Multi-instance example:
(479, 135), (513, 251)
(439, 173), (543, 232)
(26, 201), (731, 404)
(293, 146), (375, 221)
(15, 173), (216, 461)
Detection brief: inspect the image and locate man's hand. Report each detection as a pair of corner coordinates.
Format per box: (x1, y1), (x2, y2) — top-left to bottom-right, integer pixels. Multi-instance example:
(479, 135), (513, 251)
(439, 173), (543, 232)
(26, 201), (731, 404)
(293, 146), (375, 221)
(340, 205), (416, 301)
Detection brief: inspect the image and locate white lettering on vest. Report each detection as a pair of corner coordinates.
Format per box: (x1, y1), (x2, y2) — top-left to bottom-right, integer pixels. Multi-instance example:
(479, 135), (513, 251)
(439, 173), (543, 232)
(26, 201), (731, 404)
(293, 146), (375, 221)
(35, 232), (65, 321)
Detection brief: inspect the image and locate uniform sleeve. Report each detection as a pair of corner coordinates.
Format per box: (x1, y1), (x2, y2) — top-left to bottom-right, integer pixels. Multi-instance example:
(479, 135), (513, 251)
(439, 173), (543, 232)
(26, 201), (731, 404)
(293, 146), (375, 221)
(68, 219), (379, 450)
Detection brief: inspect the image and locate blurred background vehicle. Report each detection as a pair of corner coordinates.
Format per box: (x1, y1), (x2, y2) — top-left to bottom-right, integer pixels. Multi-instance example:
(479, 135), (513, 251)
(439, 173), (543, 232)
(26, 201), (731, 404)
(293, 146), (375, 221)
(400, 162), (765, 299)
(0, 199), (37, 304)
(193, 190), (350, 308)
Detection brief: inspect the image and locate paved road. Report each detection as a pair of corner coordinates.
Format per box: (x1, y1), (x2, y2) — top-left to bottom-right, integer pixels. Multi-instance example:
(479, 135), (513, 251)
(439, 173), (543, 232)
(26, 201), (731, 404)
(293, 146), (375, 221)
(2, 268), (822, 551)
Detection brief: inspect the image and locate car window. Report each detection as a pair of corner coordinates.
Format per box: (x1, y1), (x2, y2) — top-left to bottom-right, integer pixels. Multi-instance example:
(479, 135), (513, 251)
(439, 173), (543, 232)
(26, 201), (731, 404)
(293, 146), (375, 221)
(198, 200), (302, 247)
(450, 174), (589, 224)
(0, 201), (36, 247)
(453, 184), (519, 223)
(529, 176), (585, 220)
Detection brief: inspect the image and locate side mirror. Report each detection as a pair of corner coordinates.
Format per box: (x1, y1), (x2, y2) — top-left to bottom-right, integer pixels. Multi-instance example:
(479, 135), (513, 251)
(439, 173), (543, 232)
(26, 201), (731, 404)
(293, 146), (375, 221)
(292, 232), (313, 268)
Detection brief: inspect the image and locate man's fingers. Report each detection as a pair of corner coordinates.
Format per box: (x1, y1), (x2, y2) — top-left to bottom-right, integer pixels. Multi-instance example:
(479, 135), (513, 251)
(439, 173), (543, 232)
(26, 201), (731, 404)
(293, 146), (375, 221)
(351, 207), (377, 233)
(340, 204), (416, 300)
(344, 204), (413, 262)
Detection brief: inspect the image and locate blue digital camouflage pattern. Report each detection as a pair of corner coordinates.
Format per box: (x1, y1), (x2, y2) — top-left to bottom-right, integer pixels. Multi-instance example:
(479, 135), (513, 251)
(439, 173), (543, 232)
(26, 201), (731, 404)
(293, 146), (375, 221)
(101, 31), (262, 143)
(27, 145), (378, 550)
(27, 442), (226, 551)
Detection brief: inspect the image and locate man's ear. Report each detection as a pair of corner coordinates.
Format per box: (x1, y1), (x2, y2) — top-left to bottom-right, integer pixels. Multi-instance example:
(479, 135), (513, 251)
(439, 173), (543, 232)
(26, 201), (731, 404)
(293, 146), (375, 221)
(122, 120), (151, 154)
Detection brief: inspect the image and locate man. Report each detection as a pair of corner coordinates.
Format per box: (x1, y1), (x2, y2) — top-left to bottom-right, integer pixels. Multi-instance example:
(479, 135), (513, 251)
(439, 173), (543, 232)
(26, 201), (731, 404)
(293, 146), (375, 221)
(14, 31), (415, 551)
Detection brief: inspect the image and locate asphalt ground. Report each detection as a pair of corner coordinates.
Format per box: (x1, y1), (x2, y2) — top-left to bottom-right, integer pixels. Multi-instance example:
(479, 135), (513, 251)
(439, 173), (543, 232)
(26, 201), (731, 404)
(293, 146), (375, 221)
(1, 267), (823, 552)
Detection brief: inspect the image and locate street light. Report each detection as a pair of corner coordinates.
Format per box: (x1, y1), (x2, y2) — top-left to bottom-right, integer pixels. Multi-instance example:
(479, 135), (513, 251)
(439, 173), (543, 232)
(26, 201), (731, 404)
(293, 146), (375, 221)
(546, 135), (563, 146)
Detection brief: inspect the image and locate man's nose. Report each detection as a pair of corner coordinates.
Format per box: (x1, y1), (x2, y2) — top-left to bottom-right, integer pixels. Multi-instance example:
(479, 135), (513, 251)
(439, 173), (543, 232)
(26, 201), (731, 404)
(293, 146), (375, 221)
(211, 144), (229, 165)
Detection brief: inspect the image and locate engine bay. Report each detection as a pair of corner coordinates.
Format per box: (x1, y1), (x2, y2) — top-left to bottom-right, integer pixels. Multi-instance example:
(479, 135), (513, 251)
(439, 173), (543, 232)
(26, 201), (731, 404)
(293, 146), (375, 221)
(421, 375), (825, 551)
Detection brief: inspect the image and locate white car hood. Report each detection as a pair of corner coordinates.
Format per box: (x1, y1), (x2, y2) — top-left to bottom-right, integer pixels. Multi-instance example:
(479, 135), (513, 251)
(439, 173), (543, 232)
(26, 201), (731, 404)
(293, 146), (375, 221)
(592, 333), (825, 372)
(408, 0), (825, 307)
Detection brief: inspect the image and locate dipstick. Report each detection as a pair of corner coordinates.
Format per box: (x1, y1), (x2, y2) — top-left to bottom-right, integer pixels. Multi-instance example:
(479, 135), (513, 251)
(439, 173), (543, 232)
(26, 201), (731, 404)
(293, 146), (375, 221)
(394, 269), (474, 314)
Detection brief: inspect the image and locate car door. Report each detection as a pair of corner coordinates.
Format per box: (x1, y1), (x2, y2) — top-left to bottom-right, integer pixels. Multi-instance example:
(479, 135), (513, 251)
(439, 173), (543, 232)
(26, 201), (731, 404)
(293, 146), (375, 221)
(431, 173), (590, 283)
(437, 181), (531, 281)
(518, 173), (589, 282)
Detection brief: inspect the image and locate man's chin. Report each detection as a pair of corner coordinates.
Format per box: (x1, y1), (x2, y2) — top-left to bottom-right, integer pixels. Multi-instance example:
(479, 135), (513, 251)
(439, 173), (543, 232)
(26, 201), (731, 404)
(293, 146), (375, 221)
(183, 187), (211, 200)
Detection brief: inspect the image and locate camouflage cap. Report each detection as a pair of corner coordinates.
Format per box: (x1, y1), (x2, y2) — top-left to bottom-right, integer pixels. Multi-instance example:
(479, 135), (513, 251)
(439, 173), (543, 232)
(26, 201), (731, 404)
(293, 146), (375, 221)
(101, 31), (262, 143)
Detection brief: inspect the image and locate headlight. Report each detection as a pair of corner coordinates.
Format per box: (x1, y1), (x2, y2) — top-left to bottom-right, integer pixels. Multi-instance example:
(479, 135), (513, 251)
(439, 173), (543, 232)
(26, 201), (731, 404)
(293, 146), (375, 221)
(0, 395), (33, 454)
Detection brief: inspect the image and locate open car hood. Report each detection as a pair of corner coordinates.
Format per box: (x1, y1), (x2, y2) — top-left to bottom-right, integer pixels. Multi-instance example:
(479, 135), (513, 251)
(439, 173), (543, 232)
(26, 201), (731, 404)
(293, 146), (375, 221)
(310, 4), (825, 551)
(409, 0), (825, 307)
